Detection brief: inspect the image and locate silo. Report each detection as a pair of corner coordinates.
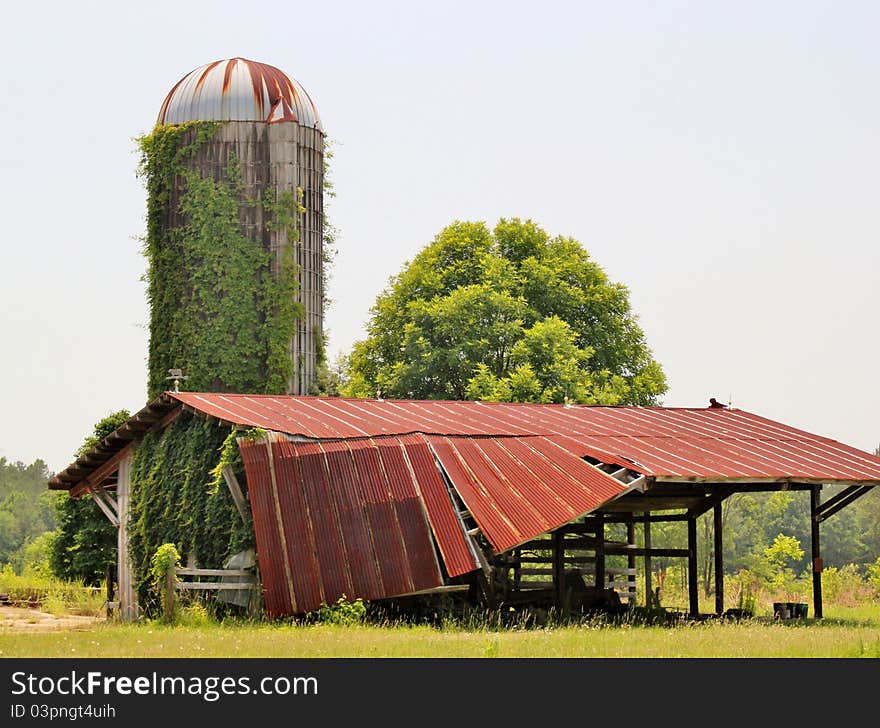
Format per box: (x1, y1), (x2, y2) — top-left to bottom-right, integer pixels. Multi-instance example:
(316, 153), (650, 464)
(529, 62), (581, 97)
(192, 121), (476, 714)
(143, 57), (324, 397)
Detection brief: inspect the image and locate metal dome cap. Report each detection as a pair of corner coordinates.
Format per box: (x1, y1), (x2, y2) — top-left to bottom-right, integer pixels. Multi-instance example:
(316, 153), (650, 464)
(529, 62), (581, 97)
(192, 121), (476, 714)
(157, 57), (322, 130)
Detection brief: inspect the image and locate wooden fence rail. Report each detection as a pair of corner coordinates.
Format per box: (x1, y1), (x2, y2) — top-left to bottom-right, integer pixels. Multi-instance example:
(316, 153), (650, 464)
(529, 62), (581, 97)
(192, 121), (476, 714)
(162, 563), (257, 619)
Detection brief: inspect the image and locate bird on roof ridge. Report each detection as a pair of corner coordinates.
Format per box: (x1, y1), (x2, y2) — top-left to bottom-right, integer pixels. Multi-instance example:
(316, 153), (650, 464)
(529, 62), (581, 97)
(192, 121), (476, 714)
(709, 397), (727, 409)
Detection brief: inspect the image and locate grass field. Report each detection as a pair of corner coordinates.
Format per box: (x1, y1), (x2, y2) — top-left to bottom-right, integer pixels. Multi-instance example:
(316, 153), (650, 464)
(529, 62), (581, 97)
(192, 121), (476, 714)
(2, 605), (879, 659)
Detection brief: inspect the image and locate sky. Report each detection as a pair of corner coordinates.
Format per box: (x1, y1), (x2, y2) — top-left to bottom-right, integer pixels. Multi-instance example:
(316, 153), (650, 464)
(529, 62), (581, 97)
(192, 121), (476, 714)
(1, 1), (877, 475)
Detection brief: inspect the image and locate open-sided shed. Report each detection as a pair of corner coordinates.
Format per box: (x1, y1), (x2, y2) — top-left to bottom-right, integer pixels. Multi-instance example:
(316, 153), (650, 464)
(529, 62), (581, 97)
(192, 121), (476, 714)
(50, 392), (880, 620)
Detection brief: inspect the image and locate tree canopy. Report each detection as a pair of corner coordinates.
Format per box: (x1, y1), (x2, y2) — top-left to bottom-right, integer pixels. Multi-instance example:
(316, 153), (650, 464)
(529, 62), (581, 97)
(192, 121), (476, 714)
(343, 218), (667, 405)
(0, 457), (57, 570)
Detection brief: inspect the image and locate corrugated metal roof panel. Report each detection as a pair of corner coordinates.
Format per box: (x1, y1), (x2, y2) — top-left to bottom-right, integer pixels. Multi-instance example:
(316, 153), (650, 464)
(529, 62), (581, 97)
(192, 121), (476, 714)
(396, 434), (481, 578)
(238, 437), (295, 616)
(158, 57), (322, 129)
(427, 436), (628, 553)
(173, 393), (880, 483)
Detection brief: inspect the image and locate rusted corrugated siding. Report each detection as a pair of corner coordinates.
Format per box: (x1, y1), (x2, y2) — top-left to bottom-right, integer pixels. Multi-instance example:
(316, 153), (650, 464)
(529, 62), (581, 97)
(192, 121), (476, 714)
(397, 434), (479, 578)
(238, 438), (293, 617)
(239, 436), (446, 616)
(427, 436), (628, 553)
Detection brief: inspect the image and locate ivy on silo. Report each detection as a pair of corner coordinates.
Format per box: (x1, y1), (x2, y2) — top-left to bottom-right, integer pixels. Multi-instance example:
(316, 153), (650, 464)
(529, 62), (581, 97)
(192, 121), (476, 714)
(137, 122), (304, 398)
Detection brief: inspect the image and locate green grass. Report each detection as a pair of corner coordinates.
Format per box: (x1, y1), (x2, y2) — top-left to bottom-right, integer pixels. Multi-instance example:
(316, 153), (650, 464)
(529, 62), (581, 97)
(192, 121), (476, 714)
(3, 605), (879, 658)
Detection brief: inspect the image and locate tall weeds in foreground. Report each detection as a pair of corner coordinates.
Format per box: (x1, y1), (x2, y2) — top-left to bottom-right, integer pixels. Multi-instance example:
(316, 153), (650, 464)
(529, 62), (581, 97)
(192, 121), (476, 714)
(0, 565), (105, 616)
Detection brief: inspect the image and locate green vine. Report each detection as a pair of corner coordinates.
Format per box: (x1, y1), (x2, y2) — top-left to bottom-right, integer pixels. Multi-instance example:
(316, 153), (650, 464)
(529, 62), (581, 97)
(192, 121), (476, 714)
(137, 123), (304, 397)
(129, 413), (254, 612)
(262, 188), (306, 392)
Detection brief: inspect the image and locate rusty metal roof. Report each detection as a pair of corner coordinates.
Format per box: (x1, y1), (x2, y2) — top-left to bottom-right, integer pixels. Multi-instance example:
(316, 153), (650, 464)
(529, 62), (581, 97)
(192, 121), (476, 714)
(428, 435), (628, 552)
(157, 57), (322, 129)
(51, 391), (880, 616)
(169, 392), (880, 484)
(51, 392), (880, 492)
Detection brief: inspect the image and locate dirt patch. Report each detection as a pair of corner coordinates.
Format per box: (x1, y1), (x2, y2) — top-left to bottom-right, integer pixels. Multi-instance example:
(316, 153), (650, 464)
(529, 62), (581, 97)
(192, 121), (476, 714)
(0, 605), (103, 633)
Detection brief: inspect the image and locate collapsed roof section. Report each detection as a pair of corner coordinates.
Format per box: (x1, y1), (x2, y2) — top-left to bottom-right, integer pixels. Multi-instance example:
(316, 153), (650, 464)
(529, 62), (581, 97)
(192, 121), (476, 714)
(238, 431), (630, 615)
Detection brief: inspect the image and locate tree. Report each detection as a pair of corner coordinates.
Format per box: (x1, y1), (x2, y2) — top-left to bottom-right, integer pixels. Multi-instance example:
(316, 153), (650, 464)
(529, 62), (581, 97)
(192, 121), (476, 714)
(50, 410), (130, 585)
(0, 457), (57, 570)
(343, 219), (667, 405)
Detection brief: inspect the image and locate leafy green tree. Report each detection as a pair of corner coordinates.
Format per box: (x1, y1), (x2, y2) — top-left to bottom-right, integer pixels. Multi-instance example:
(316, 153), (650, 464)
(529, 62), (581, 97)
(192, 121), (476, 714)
(0, 457), (57, 569)
(343, 218), (667, 405)
(50, 410), (130, 585)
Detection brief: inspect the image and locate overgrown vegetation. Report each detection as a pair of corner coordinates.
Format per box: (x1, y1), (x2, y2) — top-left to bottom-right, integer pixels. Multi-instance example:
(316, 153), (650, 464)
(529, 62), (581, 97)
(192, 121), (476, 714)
(128, 413), (253, 613)
(0, 458), (57, 572)
(136, 122), (306, 398)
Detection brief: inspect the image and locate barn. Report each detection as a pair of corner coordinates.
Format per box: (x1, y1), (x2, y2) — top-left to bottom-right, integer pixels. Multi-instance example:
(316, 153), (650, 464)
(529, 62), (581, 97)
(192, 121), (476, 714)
(49, 391), (880, 621)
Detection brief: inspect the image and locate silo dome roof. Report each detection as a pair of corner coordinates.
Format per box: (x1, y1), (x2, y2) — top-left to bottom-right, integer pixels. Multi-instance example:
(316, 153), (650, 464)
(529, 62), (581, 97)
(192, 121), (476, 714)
(157, 57), (322, 130)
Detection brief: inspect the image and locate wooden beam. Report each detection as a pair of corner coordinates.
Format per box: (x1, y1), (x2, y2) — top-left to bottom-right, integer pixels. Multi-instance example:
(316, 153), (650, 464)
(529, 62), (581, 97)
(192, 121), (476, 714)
(405, 585), (471, 596)
(69, 443), (135, 497)
(116, 451), (138, 622)
(818, 486), (874, 522)
(599, 497), (704, 512)
(811, 485), (823, 619)
(688, 517), (698, 617)
(89, 489), (119, 527)
(687, 487), (735, 518)
(553, 529), (565, 611)
(176, 568), (253, 577)
(644, 513), (652, 609)
(222, 465), (249, 524)
(605, 546), (688, 557)
(595, 513), (605, 590)
(714, 503), (723, 615)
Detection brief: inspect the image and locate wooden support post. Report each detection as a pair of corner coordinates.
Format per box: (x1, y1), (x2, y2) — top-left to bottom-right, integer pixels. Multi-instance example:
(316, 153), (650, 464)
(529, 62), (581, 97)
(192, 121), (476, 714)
(116, 452), (138, 622)
(553, 529), (565, 611)
(811, 485), (823, 619)
(595, 513), (605, 590)
(626, 518), (635, 596)
(714, 504), (724, 615)
(164, 560), (176, 623)
(644, 513), (652, 609)
(105, 563), (115, 618)
(687, 516), (699, 617)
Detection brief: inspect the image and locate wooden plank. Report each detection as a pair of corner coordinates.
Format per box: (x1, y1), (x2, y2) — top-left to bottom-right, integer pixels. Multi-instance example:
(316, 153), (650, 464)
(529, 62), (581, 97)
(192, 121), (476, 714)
(176, 583), (254, 590)
(608, 581), (637, 591)
(116, 452), (138, 621)
(406, 585), (471, 596)
(176, 568), (254, 577)
(222, 465), (249, 524)
(605, 546), (687, 557)
(89, 489), (119, 527)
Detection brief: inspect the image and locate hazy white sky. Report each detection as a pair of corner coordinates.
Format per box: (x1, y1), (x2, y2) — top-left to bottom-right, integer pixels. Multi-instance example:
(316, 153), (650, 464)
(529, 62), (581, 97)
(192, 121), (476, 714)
(1, 1), (877, 474)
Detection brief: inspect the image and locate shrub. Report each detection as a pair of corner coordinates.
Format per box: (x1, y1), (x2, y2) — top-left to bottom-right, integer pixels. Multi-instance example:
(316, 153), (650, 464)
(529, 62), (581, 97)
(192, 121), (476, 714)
(315, 595), (367, 625)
